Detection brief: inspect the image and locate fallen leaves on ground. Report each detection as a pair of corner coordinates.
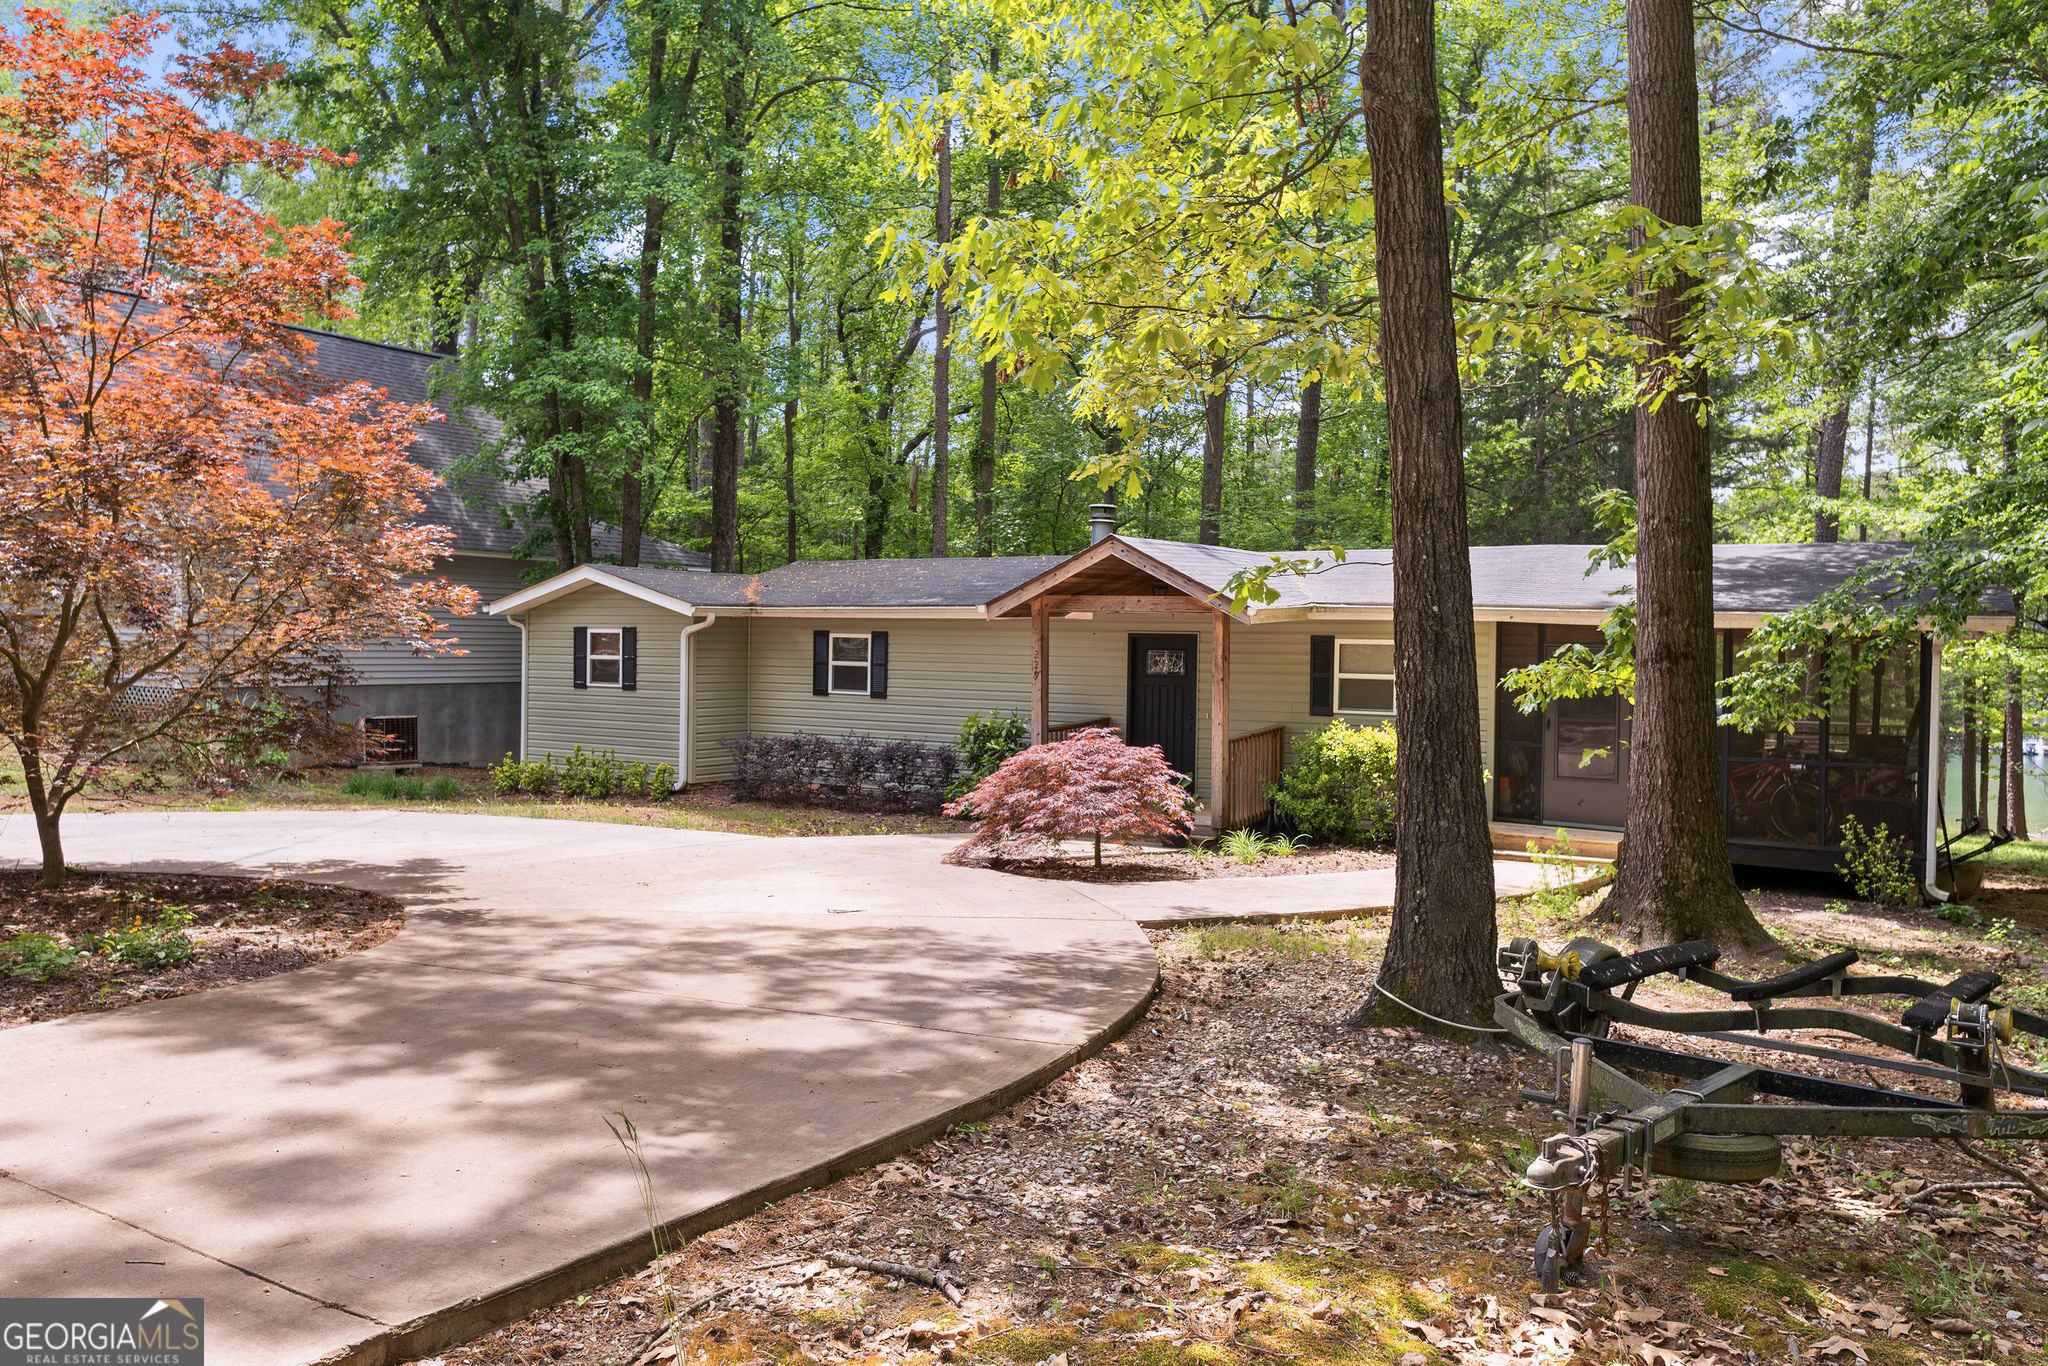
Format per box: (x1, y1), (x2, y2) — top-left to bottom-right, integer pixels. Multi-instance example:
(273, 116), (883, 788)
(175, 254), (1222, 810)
(432, 887), (2048, 1366)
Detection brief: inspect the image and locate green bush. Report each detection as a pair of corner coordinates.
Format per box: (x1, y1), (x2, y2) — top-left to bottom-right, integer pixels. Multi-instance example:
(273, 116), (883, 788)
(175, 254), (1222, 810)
(949, 711), (1032, 799)
(89, 904), (196, 970)
(1269, 719), (1397, 845)
(488, 752), (556, 795)
(1838, 815), (1917, 906)
(0, 931), (85, 981)
(426, 775), (461, 800)
(490, 748), (672, 800)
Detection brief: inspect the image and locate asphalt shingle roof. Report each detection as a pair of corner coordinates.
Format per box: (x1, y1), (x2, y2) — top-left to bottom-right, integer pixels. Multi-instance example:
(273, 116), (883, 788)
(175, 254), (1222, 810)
(601, 555), (1068, 609)
(294, 325), (707, 567)
(1122, 536), (2010, 617)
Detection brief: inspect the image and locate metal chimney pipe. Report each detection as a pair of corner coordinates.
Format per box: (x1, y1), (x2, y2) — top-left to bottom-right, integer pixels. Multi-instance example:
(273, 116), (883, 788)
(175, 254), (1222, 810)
(1088, 503), (1118, 545)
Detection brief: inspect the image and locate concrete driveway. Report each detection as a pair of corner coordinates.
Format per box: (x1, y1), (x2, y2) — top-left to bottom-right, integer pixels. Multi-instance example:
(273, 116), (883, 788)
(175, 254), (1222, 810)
(0, 812), (1559, 1365)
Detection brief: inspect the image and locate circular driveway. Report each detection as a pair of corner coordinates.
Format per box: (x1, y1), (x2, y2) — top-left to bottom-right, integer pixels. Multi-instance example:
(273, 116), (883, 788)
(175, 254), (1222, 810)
(0, 812), (1159, 1366)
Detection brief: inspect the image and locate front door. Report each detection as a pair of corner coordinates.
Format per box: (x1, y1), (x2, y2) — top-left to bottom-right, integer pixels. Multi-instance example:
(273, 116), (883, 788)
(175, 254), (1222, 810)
(1542, 691), (1631, 827)
(1126, 633), (1198, 777)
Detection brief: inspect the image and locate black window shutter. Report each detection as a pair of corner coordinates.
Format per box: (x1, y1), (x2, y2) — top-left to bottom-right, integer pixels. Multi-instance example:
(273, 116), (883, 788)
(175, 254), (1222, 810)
(869, 631), (889, 698)
(620, 626), (638, 691)
(573, 626), (589, 689)
(1308, 634), (1334, 716)
(812, 630), (830, 695)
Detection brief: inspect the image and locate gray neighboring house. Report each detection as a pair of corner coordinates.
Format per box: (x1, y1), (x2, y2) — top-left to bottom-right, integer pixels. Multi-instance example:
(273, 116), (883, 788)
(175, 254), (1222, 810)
(298, 325), (706, 766)
(489, 524), (2012, 884)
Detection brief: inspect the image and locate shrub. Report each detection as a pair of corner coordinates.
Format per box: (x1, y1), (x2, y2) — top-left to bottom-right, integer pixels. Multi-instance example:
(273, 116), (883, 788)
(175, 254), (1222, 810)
(949, 711), (1032, 801)
(1269, 719), (1398, 845)
(489, 752), (556, 795)
(724, 732), (958, 811)
(89, 904), (196, 970)
(426, 775), (461, 800)
(0, 930), (84, 981)
(944, 727), (1194, 866)
(1838, 815), (1917, 906)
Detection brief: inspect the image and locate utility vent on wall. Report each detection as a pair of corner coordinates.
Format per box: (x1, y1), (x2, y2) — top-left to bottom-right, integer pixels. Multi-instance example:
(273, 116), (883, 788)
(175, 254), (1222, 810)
(362, 715), (420, 765)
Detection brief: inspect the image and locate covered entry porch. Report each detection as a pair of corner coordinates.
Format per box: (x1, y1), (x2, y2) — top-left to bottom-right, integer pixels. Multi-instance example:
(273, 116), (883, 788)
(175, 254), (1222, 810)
(987, 538), (1288, 834)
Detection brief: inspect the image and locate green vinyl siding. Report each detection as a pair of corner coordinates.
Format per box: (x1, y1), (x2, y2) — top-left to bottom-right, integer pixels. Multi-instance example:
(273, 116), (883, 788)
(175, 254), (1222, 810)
(688, 617), (750, 781)
(347, 553), (535, 686)
(523, 586), (686, 769)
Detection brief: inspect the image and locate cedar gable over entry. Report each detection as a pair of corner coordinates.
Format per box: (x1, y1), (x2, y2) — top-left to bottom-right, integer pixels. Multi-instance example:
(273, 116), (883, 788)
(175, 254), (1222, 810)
(985, 536), (1254, 826)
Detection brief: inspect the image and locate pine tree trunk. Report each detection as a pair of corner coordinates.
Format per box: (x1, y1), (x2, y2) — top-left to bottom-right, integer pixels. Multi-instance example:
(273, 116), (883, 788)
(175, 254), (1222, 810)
(973, 43), (1003, 557)
(1811, 401), (1849, 542)
(1961, 679), (1979, 827)
(1293, 262), (1327, 549)
(2006, 659), (2030, 842)
(709, 17), (748, 572)
(1604, 0), (1770, 949)
(784, 239), (802, 565)
(1344, 0), (1498, 1032)
(931, 71), (953, 558)
(1200, 357), (1227, 545)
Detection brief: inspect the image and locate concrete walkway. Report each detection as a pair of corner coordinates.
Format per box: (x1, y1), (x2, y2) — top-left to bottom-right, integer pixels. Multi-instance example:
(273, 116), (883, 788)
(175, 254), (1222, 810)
(0, 813), (1555, 1365)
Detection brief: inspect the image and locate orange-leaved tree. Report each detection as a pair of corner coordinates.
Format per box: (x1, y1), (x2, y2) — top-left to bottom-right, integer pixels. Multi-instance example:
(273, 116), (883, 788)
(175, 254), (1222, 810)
(0, 10), (475, 886)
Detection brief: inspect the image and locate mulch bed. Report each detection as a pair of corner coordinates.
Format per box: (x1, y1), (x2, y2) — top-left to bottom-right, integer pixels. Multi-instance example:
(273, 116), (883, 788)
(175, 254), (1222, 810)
(429, 882), (2048, 1366)
(0, 870), (403, 1029)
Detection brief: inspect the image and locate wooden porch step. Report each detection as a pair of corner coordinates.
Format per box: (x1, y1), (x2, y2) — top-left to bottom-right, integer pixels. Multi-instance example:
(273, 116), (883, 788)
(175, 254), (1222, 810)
(1489, 821), (1621, 862)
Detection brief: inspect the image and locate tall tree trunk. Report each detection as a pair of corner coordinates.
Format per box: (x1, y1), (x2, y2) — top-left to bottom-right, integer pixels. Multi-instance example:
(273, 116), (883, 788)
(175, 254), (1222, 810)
(1858, 377), (1876, 541)
(1344, 0), (1498, 1030)
(2005, 625), (2030, 842)
(1200, 357), (1227, 544)
(1293, 254), (1327, 549)
(709, 20), (748, 572)
(1605, 0), (1769, 947)
(784, 238), (802, 566)
(930, 69), (953, 558)
(1961, 678), (1979, 827)
(1980, 725), (1992, 828)
(1810, 105), (1874, 544)
(1811, 403), (1850, 542)
(973, 42), (1003, 556)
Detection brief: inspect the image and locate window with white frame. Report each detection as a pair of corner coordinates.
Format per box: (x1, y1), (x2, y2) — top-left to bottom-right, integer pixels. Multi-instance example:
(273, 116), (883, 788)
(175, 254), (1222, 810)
(1334, 639), (1395, 714)
(587, 628), (624, 686)
(828, 633), (872, 694)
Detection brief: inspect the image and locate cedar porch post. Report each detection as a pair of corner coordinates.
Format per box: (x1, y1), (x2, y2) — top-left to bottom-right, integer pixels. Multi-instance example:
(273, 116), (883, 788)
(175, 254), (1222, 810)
(1030, 598), (1050, 744)
(1210, 610), (1230, 828)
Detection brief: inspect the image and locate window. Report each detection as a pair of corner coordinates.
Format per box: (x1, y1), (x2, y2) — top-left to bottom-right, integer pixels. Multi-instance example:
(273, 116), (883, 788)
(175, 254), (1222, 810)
(828, 633), (871, 694)
(1334, 639), (1394, 714)
(587, 628), (624, 686)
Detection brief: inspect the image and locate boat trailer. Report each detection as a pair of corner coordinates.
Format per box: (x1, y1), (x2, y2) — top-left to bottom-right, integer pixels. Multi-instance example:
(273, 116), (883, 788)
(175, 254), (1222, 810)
(1494, 936), (2048, 1292)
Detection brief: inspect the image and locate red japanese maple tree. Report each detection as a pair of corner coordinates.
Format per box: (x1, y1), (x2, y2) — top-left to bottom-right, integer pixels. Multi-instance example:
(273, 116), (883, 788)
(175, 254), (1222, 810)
(0, 11), (474, 884)
(945, 727), (1194, 866)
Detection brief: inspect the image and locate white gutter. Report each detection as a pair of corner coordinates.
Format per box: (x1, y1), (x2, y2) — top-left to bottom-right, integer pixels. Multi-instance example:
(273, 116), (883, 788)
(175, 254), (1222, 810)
(677, 612), (719, 789)
(509, 615), (530, 762)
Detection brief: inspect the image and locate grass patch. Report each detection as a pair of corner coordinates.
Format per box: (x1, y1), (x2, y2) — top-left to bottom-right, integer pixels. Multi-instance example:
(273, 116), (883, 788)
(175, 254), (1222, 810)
(1174, 922), (1373, 963)
(966, 1326), (1081, 1364)
(1687, 1257), (1822, 1322)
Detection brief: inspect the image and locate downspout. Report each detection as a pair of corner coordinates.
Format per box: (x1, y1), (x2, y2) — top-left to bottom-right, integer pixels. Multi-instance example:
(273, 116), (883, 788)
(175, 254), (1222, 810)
(678, 612), (719, 790)
(509, 615), (530, 762)
(1924, 636), (1948, 901)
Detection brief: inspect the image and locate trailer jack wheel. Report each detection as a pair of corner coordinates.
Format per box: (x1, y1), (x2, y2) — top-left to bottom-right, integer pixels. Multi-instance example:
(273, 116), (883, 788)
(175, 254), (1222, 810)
(1531, 1217), (1589, 1295)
